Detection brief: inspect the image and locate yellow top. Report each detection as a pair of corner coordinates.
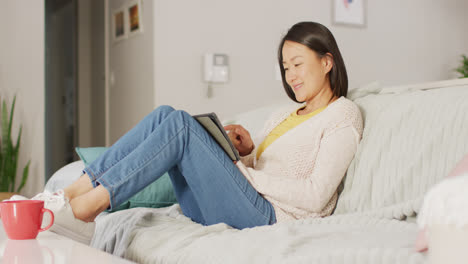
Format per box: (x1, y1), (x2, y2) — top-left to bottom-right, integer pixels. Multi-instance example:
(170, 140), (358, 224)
(256, 106), (327, 160)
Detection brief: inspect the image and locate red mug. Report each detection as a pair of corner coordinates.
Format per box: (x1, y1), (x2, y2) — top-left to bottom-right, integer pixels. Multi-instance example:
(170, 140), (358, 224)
(0, 200), (54, 240)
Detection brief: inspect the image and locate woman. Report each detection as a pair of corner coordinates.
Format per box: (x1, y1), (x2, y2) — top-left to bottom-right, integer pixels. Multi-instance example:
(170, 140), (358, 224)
(27, 21), (363, 245)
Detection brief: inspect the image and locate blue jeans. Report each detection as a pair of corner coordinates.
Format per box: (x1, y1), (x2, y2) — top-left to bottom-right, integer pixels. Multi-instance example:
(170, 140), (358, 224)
(83, 105), (276, 229)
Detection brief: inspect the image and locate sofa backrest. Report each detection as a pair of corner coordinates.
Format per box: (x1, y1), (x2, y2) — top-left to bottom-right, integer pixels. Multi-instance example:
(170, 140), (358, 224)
(226, 78), (468, 220)
(334, 78), (468, 219)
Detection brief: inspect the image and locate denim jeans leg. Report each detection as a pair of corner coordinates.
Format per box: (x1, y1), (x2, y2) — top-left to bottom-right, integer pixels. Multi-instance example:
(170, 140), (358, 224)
(167, 166), (205, 225)
(93, 109), (275, 229)
(166, 118), (276, 229)
(84, 105), (175, 186)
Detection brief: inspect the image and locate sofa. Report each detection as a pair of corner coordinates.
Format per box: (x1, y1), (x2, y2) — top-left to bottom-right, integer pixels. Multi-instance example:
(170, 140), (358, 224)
(45, 78), (468, 264)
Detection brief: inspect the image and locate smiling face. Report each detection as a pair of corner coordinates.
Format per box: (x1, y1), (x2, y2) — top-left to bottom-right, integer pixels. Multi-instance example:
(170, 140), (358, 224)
(282, 40), (334, 107)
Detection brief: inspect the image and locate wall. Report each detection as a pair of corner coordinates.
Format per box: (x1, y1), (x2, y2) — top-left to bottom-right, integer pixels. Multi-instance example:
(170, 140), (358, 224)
(340, 0), (468, 87)
(90, 0), (106, 147)
(107, 0), (155, 143)
(152, 0), (468, 121)
(0, 0), (45, 197)
(78, 0), (106, 147)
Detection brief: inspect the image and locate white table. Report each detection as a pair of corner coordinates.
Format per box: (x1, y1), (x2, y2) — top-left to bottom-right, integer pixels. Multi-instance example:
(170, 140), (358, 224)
(0, 224), (135, 264)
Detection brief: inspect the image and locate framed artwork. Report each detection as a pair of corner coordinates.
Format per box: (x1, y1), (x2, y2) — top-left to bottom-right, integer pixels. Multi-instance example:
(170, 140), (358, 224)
(332, 0), (366, 27)
(127, 0), (144, 37)
(112, 6), (127, 43)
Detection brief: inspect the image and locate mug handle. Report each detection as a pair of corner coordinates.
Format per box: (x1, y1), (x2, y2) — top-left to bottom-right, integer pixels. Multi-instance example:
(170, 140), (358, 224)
(39, 208), (54, 232)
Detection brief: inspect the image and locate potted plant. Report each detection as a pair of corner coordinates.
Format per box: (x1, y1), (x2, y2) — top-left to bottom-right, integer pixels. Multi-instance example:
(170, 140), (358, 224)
(0, 95), (30, 201)
(455, 54), (468, 78)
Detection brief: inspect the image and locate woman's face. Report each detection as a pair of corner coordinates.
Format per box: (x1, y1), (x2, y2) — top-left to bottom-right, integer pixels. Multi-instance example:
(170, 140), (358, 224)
(282, 40), (333, 103)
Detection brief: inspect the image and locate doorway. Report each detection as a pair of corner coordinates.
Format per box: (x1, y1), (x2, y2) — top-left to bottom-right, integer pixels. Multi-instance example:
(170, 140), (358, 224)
(45, 0), (78, 180)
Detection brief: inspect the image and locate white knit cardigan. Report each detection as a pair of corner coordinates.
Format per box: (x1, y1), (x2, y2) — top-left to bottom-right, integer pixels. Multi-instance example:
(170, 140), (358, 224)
(236, 97), (363, 222)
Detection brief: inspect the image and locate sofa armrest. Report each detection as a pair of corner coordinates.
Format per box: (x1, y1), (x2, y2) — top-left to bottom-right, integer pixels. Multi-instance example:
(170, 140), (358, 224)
(45, 160), (85, 192)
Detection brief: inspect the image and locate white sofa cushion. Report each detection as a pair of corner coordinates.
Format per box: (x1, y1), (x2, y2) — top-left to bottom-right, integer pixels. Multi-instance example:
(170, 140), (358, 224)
(45, 160), (85, 192)
(222, 100), (292, 145)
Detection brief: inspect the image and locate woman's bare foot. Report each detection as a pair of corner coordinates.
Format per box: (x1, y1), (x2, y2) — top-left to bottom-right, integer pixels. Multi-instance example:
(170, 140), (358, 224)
(69, 185), (111, 222)
(63, 173), (94, 201)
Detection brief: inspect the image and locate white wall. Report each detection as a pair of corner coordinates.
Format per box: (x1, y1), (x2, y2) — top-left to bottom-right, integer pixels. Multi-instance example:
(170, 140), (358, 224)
(152, 0), (468, 121)
(77, 0), (106, 148)
(341, 0), (468, 87)
(0, 1), (45, 197)
(90, 0), (106, 147)
(107, 0), (154, 143)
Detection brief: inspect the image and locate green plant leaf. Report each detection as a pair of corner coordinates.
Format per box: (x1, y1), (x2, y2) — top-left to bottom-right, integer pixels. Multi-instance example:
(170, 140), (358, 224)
(7, 139), (15, 192)
(0, 96), (3, 191)
(1, 100), (8, 157)
(0, 96), (2, 157)
(2, 100), (14, 192)
(455, 54), (468, 78)
(7, 96), (16, 145)
(16, 161), (29, 193)
(0, 95), (29, 193)
(10, 126), (22, 192)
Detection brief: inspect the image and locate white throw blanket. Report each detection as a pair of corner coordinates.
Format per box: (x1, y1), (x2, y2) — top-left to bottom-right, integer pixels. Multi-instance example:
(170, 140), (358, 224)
(91, 205), (425, 264)
(90, 205), (185, 256)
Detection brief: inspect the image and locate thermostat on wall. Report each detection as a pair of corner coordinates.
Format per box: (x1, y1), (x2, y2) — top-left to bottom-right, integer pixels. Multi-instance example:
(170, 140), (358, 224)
(204, 53), (229, 83)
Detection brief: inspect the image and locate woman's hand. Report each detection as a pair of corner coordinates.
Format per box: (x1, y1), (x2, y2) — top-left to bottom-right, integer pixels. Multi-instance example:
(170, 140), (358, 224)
(223, 124), (254, 156)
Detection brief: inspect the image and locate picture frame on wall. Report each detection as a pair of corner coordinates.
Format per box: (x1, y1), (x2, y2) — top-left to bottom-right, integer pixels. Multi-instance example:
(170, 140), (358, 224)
(332, 0), (366, 27)
(112, 6), (127, 44)
(127, 0), (144, 37)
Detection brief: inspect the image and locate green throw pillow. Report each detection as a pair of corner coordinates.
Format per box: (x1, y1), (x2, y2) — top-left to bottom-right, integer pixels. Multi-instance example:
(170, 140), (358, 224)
(75, 147), (178, 212)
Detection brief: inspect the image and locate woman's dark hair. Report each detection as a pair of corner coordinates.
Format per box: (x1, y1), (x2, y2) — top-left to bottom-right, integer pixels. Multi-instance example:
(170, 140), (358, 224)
(278, 22), (348, 102)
